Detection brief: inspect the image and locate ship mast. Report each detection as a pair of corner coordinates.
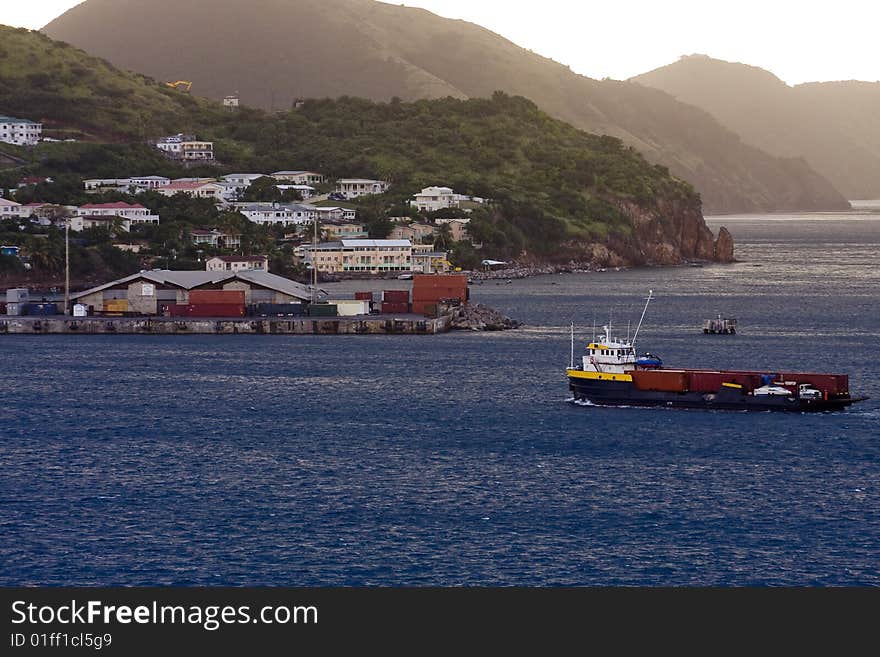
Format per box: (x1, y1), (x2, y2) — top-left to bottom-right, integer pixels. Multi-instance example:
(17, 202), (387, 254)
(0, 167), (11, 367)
(570, 322), (574, 369)
(631, 289), (654, 348)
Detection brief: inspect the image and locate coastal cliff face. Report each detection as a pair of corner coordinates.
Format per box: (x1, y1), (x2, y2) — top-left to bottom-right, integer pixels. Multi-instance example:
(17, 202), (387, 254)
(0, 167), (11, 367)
(552, 197), (732, 268)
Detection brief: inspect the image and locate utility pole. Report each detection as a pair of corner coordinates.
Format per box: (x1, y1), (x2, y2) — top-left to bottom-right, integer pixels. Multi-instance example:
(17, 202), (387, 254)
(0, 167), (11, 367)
(64, 216), (70, 315)
(311, 215), (318, 304)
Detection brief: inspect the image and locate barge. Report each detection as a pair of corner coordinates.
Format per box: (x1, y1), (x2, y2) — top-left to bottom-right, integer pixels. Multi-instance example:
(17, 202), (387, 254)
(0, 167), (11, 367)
(566, 292), (866, 412)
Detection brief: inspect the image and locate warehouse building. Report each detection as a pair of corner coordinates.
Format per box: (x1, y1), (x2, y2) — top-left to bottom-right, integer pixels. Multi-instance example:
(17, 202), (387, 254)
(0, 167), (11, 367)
(69, 269), (319, 315)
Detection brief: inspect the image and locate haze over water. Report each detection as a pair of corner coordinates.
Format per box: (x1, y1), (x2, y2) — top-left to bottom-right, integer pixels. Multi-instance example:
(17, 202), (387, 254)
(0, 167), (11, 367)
(1, 211), (878, 585)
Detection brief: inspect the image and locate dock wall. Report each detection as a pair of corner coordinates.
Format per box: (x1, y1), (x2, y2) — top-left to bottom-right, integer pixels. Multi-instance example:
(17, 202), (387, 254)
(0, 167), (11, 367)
(0, 315), (451, 336)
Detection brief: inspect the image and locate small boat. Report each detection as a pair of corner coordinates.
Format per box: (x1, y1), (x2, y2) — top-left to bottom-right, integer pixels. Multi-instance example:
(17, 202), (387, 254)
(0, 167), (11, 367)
(397, 273), (413, 280)
(566, 291), (866, 412)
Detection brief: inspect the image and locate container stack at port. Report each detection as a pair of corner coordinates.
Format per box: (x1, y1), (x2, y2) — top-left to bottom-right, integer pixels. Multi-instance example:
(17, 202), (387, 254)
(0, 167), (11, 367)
(381, 289), (410, 315)
(411, 274), (468, 316)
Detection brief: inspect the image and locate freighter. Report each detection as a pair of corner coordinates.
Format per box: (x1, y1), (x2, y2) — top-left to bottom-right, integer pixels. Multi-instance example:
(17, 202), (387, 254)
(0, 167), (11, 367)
(566, 292), (866, 412)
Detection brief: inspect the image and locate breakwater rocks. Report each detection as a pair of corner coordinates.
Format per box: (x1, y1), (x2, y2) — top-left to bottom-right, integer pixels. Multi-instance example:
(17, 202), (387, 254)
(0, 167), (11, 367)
(449, 303), (521, 331)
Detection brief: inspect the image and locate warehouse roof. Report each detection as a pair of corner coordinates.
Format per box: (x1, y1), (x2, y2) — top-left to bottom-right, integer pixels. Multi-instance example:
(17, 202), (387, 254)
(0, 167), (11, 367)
(71, 270), (319, 301)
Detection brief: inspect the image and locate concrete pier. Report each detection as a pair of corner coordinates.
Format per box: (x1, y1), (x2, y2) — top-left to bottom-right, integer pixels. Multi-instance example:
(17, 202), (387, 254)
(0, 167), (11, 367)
(0, 314), (451, 335)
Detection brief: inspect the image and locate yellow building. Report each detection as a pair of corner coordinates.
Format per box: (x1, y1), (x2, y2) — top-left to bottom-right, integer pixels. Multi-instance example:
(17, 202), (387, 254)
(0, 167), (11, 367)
(302, 239), (412, 273)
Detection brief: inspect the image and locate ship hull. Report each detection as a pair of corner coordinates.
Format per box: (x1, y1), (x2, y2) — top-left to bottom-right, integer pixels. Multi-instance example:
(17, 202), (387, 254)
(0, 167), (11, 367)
(568, 377), (861, 412)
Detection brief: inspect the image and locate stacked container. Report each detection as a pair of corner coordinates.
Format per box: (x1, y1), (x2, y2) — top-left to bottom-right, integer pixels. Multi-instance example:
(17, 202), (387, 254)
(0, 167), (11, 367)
(412, 274), (468, 315)
(186, 289), (246, 317)
(307, 303), (338, 317)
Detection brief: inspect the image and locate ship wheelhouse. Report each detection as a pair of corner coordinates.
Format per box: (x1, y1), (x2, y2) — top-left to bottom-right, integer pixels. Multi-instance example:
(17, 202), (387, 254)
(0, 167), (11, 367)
(581, 326), (637, 374)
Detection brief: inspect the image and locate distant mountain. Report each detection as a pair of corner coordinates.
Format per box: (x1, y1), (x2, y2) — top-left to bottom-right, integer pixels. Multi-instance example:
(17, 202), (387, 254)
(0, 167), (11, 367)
(42, 0), (849, 214)
(633, 55), (880, 200)
(0, 27), (732, 268)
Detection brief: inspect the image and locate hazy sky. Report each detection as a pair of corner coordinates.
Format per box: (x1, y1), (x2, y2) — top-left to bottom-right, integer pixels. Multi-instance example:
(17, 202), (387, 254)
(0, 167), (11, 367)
(6, 0), (879, 84)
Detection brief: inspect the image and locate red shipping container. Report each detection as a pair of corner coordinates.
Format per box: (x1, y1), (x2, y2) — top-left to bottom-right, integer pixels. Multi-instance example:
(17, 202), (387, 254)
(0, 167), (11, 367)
(411, 301), (438, 317)
(186, 303), (246, 317)
(688, 371), (724, 393)
(380, 302), (409, 314)
(189, 289), (246, 305)
(779, 372), (848, 395)
(382, 290), (410, 302)
(355, 292), (373, 301)
(632, 370), (689, 392)
(168, 304), (189, 317)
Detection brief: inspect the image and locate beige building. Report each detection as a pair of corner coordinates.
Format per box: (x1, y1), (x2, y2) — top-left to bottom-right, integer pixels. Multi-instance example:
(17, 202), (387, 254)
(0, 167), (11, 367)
(388, 222), (437, 244)
(302, 239), (412, 273)
(435, 217), (471, 242)
(206, 255), (269, 273)
(272, 171), (326, 186)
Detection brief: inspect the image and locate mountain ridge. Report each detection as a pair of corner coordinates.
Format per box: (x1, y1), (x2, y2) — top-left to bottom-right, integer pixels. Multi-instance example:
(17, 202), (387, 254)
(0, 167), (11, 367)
(42, 0), (850, 214)
(633, 54), (880, 199)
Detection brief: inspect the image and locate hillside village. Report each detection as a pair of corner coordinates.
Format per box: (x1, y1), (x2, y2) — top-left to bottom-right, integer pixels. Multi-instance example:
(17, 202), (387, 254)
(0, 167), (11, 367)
(1, 121), (490, 282)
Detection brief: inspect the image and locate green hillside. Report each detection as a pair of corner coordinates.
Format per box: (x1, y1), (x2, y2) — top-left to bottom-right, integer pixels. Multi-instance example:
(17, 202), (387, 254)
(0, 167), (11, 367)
(0, 25), (226, 141)
(2, 26), (730, 284)
(633, 55), (880, 199)
(41, 0), (849, 214)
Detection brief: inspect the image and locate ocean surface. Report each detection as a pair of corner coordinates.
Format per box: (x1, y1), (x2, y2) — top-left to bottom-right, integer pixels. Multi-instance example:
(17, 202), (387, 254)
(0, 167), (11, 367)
(2, 210), (878, 586)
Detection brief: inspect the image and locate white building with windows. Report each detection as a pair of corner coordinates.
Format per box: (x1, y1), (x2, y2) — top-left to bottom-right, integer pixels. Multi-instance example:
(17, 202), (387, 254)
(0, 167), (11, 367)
(190, 229), (241, 249)
(155, 181), (223, 200)
(232, 202), (316, 227)
(74, 202), (160, 226)
(206, 255), (269, 273)
(412, 186), (459, 212)
(300, 239), (412, 273)
(0, 197), (23, 219)
(0, 115), (42, 146)
(156, 134), (214, 161)
(272, 171), (325, 186)
(336, 179), (390, 199)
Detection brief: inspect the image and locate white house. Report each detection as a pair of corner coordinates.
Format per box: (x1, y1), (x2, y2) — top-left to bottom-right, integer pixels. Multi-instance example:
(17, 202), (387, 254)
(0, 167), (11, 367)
(275, 184), (316, 199)
(0, 115), (42, 146)
(69, 215), (132, 232)
(336, 179), (390, 199)
(222, 173), (266, 188)
(155, 181), (223, 200)
(206, 255), (269, 273)
(190, 229), (241, 249)
(232, 202), (316, 227)
(84, 177), (170, 194)
(156, 134), (214, 161)
(272, 171), (325, 186)
(413, 186), (459, 212)
(0, 197), (23, 219)
(75, 202), (160, 226)
(306, 205), (357, 223)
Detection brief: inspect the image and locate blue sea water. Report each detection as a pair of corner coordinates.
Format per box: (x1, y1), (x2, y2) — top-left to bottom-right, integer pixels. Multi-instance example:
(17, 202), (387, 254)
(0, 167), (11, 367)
(1, 212), (878, 586)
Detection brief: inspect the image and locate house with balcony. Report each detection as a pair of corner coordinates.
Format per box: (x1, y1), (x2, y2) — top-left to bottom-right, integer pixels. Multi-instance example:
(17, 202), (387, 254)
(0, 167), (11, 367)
(412, 186), (461, 213)
(155, 180), (223, 200)
(272, 171), (326, 186)
(0, 115), (42, 146)
(74, 202), (160, 226)
(156, 134), (214, 161)
(190, 229), (241, 249)
(300, 239), (412, 273)
(335, 179), (390, 199)
(232, 202), (316, 227)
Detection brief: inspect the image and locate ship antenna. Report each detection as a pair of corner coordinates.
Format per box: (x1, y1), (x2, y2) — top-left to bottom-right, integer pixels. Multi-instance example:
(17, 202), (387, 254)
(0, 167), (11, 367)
(592, 317), (596, 343)
(627, 320), (631, 343)
(631, 289), (654, 349)
(570, 322), (575, 369)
